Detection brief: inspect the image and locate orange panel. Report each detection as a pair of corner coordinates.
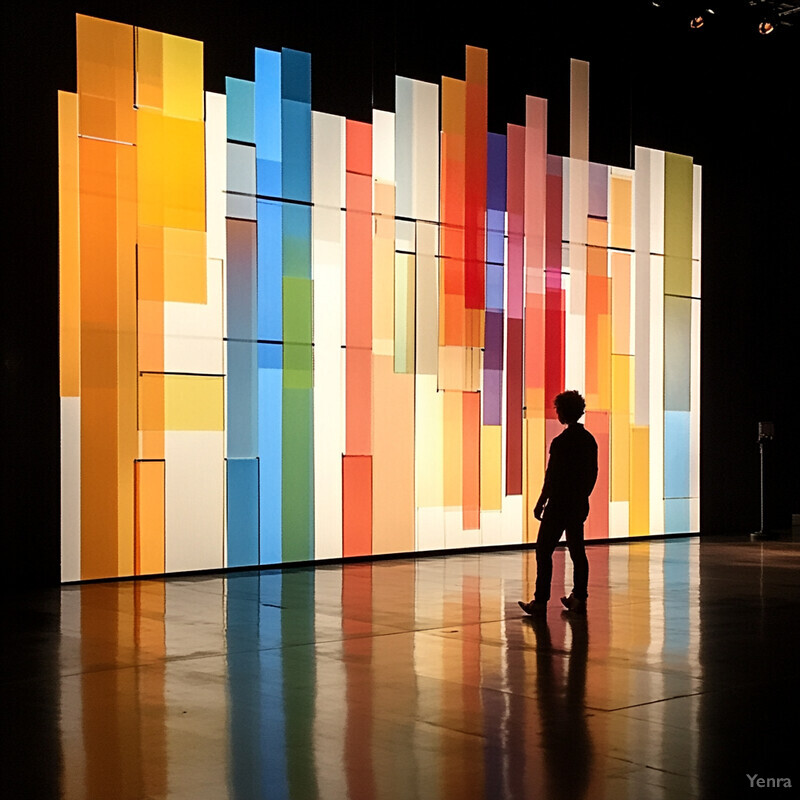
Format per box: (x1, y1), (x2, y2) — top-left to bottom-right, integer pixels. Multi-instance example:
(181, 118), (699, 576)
(59, 91), (80, 397)
(134, 460), (165, 575)
(462, 392), (480, 530)
(443, 390), (463, 508)
(342, 456), (373, 557)
(630, 427), (650, 536)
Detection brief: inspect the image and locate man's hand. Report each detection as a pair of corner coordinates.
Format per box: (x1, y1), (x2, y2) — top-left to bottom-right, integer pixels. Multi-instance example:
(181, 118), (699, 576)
(534, 502), (545, 521)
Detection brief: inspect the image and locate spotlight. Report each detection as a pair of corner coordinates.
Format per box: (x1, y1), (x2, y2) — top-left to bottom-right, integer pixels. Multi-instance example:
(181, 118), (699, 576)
(758, 19), (775, 34)
(690, 15), (705, 28)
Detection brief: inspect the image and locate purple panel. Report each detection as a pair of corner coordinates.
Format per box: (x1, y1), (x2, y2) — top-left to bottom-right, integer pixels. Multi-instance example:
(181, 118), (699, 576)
(589, 162), (608, 219)
(483, 370), (502, 426)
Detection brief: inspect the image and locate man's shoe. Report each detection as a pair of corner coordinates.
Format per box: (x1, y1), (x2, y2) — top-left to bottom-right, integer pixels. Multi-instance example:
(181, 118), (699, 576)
(560, 593), (587, 614)
(518, 599), (547, 615)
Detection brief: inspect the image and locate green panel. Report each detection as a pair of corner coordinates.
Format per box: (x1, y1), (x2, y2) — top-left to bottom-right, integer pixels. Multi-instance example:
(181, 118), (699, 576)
(664, 295), (691, 412)
(283, 277), (312, 344)
(282, 386), (313, 561)
(283, 342), (312, 389)
(664, 152), (693, 297)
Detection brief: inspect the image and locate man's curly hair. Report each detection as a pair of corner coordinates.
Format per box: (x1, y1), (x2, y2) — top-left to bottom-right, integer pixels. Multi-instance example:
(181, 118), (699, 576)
(554, 390), (586, 424)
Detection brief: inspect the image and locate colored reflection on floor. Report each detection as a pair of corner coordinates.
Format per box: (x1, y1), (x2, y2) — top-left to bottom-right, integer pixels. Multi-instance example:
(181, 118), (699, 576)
(4, 538), (800, 798)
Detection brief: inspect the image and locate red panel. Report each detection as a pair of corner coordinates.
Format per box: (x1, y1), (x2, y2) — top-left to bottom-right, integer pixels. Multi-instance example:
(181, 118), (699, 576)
(342, 455), (373, 557)
(544, 270), (565, 419)
(505, 319), (523, 496)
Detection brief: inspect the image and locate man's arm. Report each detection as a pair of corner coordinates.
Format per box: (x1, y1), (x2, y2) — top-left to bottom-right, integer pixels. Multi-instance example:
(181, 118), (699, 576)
(534, 439), (559, 520)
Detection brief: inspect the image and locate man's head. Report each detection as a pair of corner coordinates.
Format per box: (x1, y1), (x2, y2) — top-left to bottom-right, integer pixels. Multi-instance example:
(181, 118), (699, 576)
(554, 390), (586, 425)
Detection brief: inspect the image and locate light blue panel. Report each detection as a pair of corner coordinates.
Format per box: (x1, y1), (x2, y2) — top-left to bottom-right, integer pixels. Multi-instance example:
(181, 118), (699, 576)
(226, 77), (255, 144)
(255, 48), (282, 198)
(227, 143), (257, 221)
(227, 458), (259, 567)
(665, 498), (691, 534)
(394, 77), (414, 219)
(664, 410), (691, 499)
(257, 199), (283, 341)
(258, 343), (283, 566)
(486, 209), (505, 267)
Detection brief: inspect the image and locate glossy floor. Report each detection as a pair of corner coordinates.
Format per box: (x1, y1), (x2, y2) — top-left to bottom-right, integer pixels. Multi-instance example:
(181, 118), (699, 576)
(3, 537), (800, 799)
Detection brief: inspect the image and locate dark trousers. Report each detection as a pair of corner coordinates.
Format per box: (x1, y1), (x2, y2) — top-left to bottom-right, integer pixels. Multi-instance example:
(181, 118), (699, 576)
(534, 502), (589, 602)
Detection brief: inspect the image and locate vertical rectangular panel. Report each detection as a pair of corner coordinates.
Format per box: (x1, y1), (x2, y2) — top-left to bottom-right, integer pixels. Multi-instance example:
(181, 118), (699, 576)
(505, 124), (524, 496)
(462, 392), (481, 530)
(258, 344), (283, 564)
(342, 456), (372, 557)
(312, 111), (345, 560)
(394, 253), (415, 373)
(134, 460), (165, 575)
(570, 59), (589, 161)
(61, 398), (81, 582)
(227, 458), (259, 567)
(524, 96), (547, 536)
(664, 153), (693, 297)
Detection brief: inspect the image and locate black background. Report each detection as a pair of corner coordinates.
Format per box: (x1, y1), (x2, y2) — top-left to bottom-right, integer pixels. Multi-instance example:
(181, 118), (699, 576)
(2, 0), (797, 587)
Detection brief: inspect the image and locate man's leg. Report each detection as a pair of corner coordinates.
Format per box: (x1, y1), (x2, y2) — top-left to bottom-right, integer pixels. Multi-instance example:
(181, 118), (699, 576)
(564, 517), (589, 600)
(534, 511), (564, 602)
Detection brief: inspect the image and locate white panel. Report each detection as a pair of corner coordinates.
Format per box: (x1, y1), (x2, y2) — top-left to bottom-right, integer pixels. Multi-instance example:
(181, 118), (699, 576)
(413, 80), (440, 223)
(609, 500), (630, 538)
(692, 164), (703, 269)
(649, 254), (665, 535)
(633, 146), (651, 427)
(312, 111), (346, 560)
(689, 497), (700, 533)
(445, 509), (481, 549)
(164, 431), (224, 572)
(416, 507), (445, 552)
(480, 510), (504, 546)
(60, 396), (81, 582)
(205, 92), (227, 263)
(500, 494), (524, 544)
(565, 243), (586, 394)
(649, 149), (665, 256)
(372, 110), (395, 184)
(163, 257), (225, 374)
(395, 219), (415, 253)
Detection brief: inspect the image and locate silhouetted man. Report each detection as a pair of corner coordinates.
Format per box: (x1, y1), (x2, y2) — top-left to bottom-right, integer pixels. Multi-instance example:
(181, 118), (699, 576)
(519, 390), (598, 615)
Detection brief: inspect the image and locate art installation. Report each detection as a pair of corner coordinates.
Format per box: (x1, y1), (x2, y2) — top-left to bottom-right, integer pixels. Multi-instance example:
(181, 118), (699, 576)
(59, 15), (700, 581)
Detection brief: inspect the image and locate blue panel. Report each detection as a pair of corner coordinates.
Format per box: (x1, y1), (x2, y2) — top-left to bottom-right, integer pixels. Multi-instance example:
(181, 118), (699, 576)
(257, 199), (283, 341)
(255, 48), (282, 198)
(281, 100), (311, 202)
(486, 263), (504, 310)
(664, 410), (691, 499)
(486, 209), (505, 267)
(227, 342), (258, 457)
(258, 343), (283, 565)
(665, 498), (691, 534)
(280, 49), (311, 104)
(225, 77), (255, 144)
(487, 132), (507, 211)
(227, 458), (259, 567)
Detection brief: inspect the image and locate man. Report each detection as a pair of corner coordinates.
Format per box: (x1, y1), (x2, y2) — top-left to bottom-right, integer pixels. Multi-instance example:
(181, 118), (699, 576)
(519, 390), (598, 615)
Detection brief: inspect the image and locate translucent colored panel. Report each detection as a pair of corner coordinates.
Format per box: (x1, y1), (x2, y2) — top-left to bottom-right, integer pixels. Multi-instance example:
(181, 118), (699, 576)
(281, 49), (311, 203)
(584, 410), (609, 540)
(225, 77), (255, 144)
(59, 91), (80, 398)
(588, 162), (608, 218)
(162, 32), (203, 121)
(394, 253), (415, 374)
(415, 222), (439, 377)
(462, 392), (481, 530)
(205, 92), (228, 262)
(611, 252), (632, 355)
(664, 152), (693, 297)
(134, 459), (165, 575)
(255, 48), (282, 197)
(227, 458), (259, 567)
(135, 28), (163, 111)
(610, 354), (631, 502)
(60, 397), (81, 582)
(664, 295), (691, 411)
(610, 172), (633, 251)
(163, 227), (207, 303)
(648, 255), (665, 535)
(257, 200), (283, 341)
(258, 343), (283, 565)
(630, 426), (650, 536)
(570, 59), (589, 161)
(664, 410), (690, 499)
(480, 425), (502, 511)
(664, 498), (690, 534)
(281, 385), (314, 561)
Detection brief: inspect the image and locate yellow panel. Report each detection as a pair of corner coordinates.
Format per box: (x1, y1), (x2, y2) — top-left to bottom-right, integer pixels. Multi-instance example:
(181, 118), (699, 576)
(611, 354), (631, 501)
(164, 375), (224, 431)
(479, 426), (502, 510)
(137, 109), (166, 228)
(135, 27), (163, 111)
(610, 175), (632, 250)
(630, 426), (649, 536)
(162, 33), (204, 121)
(163, 227), (207, 303)
(163, 117), (206, 230)
(59, 91), (80, 397)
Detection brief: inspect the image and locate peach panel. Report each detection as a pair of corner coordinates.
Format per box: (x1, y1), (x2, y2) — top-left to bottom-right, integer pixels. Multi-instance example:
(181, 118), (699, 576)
(480, 425), (502, 511)
(59, 91), (80, 398)
(611, 354), (631, 503)
(443, 391), (463, 509)
(610, 175), (632, 251)
(371, 357), (415, 555)
(611, 252), (631, 356)
(163, 228), (207, 304)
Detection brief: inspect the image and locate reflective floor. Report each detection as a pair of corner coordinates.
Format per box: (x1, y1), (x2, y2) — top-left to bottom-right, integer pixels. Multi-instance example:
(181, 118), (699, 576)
(3, 537), (800, 799)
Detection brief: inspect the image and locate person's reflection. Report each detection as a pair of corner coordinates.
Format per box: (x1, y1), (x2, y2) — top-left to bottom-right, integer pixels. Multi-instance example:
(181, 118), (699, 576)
(523, 612), (592, 800)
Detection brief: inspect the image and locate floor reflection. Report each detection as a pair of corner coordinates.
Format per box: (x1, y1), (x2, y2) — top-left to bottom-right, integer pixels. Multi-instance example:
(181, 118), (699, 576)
(35, 538), (800, 798)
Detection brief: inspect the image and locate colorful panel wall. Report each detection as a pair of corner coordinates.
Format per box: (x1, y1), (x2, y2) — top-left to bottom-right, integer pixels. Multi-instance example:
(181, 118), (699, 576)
(59, 16), (701, 581)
